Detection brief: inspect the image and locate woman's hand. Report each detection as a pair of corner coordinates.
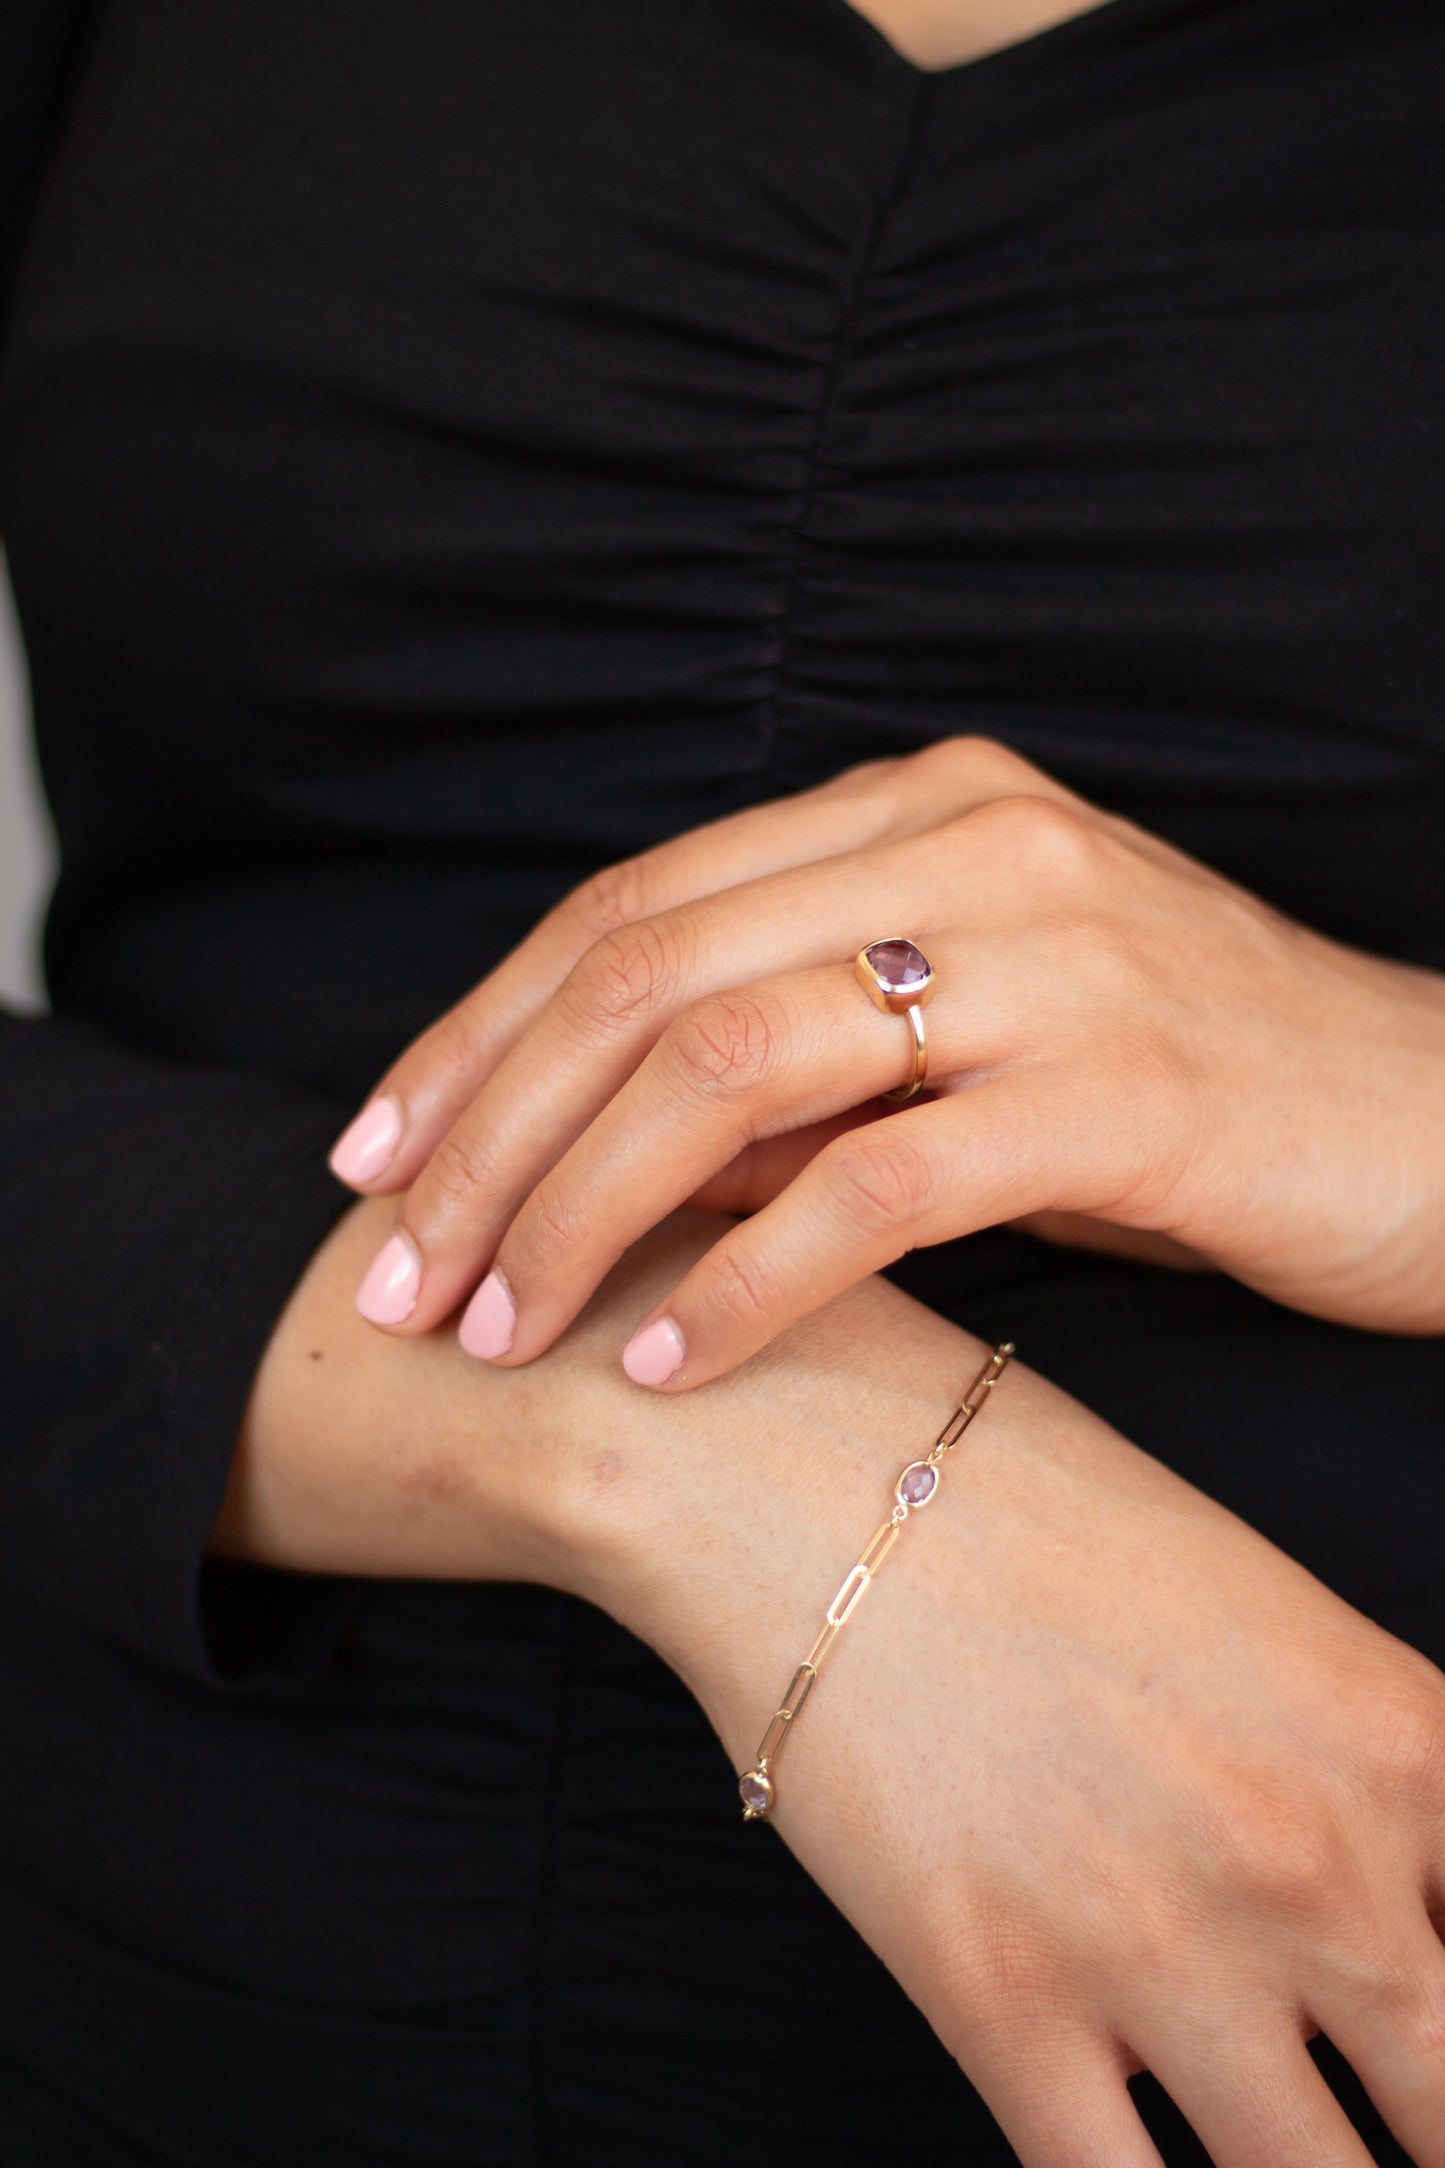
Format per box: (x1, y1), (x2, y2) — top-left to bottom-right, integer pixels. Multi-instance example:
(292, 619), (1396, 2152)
(225, 1186), (1445, 2161)
(326, 737), (1445, 1386)
(573, 1244), (1445, 2167)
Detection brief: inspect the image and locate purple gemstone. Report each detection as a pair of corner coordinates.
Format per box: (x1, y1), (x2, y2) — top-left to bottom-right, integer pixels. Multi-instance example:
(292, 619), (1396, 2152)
(897, 1461), (938, 1508)
(864, 938), (930, 994)
(739, 1772), (772, 1816)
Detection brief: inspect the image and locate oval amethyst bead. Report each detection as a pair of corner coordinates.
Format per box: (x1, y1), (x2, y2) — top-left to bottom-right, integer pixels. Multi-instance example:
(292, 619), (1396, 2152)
(896, 1460), (938, 1509)
(739, 1770), (773, 1817)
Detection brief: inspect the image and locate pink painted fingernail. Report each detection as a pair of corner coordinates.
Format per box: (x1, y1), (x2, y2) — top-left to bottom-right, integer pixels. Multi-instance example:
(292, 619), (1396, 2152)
(621, 1315), (685, 1387)
(355, 1231), (421, 1324)
(459, 1269), (516, 1360)
(329, 1096), (403, 1185)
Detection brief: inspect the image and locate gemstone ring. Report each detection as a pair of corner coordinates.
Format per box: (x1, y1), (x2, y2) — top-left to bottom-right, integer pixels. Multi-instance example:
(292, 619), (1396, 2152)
(854, 937), (935, 1103)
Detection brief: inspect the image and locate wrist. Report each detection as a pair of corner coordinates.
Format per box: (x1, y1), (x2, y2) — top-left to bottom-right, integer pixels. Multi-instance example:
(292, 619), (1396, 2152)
(530, 1213), (991, 1754)
(220, 1184), (994, 1776)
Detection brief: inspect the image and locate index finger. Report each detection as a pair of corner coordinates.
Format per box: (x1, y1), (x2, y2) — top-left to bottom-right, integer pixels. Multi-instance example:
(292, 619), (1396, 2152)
(325, 753), (909, 1192)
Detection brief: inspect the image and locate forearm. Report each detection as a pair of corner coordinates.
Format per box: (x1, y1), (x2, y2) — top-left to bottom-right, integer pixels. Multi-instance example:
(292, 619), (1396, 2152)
(216, 1186), (576, 1582)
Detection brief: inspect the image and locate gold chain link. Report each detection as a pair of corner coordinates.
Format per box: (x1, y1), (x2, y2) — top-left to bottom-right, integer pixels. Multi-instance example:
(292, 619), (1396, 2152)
(737, 1341), (1015, 1822)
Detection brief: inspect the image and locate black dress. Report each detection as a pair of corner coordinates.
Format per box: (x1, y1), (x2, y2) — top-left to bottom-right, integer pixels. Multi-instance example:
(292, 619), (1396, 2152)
(0, 3), (1441, 2161)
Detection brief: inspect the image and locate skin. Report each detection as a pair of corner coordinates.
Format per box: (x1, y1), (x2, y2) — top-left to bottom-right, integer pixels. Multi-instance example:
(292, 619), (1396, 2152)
(330, 739), (1445, 1393)
(844, 0), (1122, 72)
(249, 12), (1445, 2152)
(220, 1193), (1445, 2165)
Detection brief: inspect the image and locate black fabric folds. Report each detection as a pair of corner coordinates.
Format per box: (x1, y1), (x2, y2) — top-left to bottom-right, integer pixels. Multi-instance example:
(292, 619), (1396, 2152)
(0, 2), (1442, 2161)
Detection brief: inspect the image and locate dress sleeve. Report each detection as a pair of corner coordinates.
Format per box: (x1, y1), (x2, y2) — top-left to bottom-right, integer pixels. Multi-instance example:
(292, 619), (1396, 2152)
(0, 1004), (365, 1685)
(0, 0), (95, 341)
(1, 7), (368, 1688)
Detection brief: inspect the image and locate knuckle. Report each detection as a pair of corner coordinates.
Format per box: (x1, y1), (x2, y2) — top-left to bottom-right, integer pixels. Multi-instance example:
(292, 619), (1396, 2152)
(705, 1243), (778, 1334)
(521, 1181), (588, 1268)
(416, 1003), (496, 1095)
(1334, 1936), (1436, 2019)
(1399, 1979), (1445, 2072)
(919, 732), (1035, 790)
(567, 918), (683, 1033)
(811, 754), (913, 835)
(1212, 1781), (1352, 1921)
(566, 854), (658, 943)
(664, 991), (784, 1100)
(1315, 1923), (1445, 2070)
(1355, 1670), (1445, 1805)
(975, 791), (1103, 895)
(421, 1124), (506, 1226)
(826, 754), (902, 795)
(828, 1126), (938, 1234)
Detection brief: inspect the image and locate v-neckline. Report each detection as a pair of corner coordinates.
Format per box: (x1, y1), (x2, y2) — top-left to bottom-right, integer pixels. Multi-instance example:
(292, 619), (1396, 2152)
(821, 0), (1185, 84)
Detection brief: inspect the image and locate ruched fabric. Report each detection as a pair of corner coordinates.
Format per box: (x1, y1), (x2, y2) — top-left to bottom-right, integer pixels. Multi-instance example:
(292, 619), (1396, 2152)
(0, 2), (1441, 2159)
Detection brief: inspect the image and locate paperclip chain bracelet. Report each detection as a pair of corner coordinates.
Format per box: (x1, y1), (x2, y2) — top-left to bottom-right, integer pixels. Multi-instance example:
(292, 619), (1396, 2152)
(737, 1340), (1015, 1822)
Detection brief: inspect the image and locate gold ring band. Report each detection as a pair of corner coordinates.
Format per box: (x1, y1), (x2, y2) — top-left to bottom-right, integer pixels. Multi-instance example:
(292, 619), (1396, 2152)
(854, 937), (935, 1103)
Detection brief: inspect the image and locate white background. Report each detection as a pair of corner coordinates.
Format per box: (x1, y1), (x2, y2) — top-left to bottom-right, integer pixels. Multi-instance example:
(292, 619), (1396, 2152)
(0, 559), (54, 1012)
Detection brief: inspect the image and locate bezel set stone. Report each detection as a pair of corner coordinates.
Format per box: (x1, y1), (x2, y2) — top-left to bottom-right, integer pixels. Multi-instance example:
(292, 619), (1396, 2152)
(734, 1344), (1015, 1826)
(738, 1768), (774, 1819)
(895, 1459), (940, 1510)
(855, 936), (935, 1015)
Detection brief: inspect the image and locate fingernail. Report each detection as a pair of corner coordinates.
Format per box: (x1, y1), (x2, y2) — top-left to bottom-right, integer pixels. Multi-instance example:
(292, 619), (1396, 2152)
(458, 1269), (516, 1361)
(621, 1315), (686, 1388)
(329, 1096), (403, 1185)
(355, 1230), (421, 1324)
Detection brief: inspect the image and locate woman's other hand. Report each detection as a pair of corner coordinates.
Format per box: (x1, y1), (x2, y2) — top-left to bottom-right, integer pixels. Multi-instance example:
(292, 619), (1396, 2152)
(580, 1266), (1445, 2167)
(225, 1189), (1445, 2163)
(325, 737), (1445, 1385)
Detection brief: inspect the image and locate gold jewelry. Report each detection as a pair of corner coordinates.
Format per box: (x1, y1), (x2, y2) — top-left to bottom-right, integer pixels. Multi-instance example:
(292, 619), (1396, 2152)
(854, 937), (935, 1102)
(737, 1340), (1015, 1821)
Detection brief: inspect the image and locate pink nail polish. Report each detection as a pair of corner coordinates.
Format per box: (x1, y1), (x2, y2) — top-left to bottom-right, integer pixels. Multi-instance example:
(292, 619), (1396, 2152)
(329, 1097), (402, 1185)
(459, 1269), (516, 1360)
(621, 1316), (686, 1387)
(355, 1231), (421, 1324)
